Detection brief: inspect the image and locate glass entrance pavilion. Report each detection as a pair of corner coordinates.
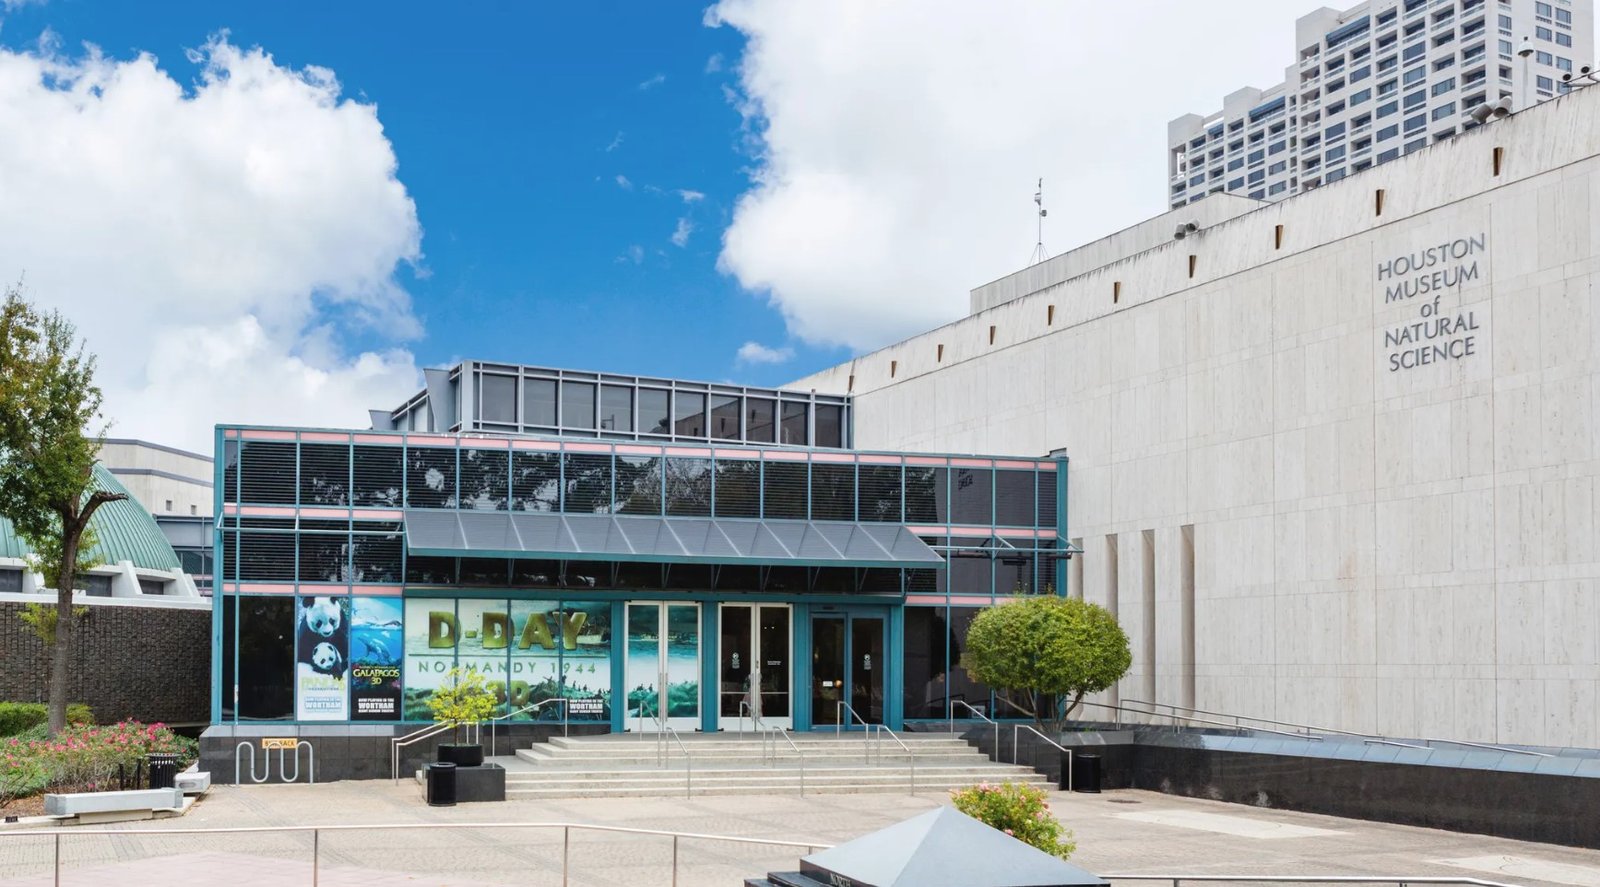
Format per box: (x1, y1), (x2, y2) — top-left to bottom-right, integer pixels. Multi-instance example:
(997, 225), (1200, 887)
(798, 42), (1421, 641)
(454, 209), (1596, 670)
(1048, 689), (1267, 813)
(211, 364), (1068, 734)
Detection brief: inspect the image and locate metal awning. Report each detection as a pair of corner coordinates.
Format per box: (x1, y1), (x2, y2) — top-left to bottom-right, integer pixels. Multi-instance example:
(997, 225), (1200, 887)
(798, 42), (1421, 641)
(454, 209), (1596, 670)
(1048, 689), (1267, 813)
(403, 509), (946, 569)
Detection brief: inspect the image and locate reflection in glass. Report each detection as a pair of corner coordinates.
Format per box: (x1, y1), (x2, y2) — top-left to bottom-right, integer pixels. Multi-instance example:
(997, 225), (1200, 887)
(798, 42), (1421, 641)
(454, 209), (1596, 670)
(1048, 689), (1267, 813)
(949, 607), (994, 717)
(238, 597), (294, 721)
(811, 616), (845, 726)
(810, 464), (855, 521)
(616, 456), (663, 515)
(713, 460), (761, 518)
(904, 467), (947, 523)
(511, 452), (560, 512)
(352, 446), (403, 508)
(675, 391), (707, 437)
(665, 457), (712, 516)
(815, 404), (844, 448)
(406, 448), (457, 509)
(852, 617), (885, 723)
(994, 470), (1036, 527)
(710, 395), (741, 440)
(746, 398), (776, 443)
(600, 386), (634, 433)
(523, 378), (557, 427)
(780, 401), (808, 445)
(640, 389), (671, 435)
(459, 448), (509, 510)
(299, 444), (350, 506)
(561, 381), (596, 429)
(858, 465), (903, 522)
(952, 467), (993, 525)
(481, 374), (518, 424)
(562, 453), (613, 514)
(762, 462), (807, 519)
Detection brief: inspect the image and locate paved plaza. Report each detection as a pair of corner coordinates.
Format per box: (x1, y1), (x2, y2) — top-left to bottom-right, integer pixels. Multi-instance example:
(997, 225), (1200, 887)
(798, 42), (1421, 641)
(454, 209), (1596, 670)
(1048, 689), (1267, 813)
(4, 782), (1600, 887)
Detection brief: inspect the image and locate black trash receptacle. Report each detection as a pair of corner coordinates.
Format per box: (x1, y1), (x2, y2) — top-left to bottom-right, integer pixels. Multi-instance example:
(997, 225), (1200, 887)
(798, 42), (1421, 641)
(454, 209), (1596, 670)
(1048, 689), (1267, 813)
(1072, 753), (1102, 793)
(147, 753), (179, 790)
(426, 762), (458, 807)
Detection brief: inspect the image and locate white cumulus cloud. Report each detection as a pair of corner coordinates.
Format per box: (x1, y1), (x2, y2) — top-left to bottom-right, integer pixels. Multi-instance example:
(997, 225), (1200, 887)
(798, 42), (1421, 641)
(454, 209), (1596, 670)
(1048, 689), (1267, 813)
(671, 217), (694, 248)
(708, 0), (1293, 351)
(735, 341), (794, 365)
(615, 173), (634, 190)
(0, 34), (424, 451)
(676, 189), (706, 204)
(638, 72), (666, 90)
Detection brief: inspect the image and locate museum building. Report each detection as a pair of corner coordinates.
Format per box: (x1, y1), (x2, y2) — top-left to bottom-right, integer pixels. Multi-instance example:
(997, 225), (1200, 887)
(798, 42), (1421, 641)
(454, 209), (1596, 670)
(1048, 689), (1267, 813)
(210, 363), (1065, 734)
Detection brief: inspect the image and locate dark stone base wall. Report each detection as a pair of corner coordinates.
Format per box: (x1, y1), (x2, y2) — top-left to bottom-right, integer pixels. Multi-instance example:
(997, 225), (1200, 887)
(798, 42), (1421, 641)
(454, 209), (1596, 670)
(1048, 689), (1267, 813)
(964, 726), (1600, 849)
(0, 600), (210, 726)
(200, 722), (610, 784)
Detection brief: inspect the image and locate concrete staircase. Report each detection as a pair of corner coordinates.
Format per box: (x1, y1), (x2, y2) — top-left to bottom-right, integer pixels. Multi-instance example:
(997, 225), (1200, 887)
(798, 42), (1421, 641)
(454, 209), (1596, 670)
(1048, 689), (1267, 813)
(498, 732), (1053, 799)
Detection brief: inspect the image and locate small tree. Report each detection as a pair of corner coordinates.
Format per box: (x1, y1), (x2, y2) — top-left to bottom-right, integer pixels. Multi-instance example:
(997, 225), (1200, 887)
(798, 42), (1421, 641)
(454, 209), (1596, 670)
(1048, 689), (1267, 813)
(0, 288), (122, 737)
(962, 596), (1130, 733)
(426, 667), (497, 743)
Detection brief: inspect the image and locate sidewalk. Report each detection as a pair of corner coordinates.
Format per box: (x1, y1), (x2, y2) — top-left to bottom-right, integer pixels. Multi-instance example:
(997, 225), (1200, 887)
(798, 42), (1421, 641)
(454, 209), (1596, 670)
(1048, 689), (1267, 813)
(2, 782), (1600, 887)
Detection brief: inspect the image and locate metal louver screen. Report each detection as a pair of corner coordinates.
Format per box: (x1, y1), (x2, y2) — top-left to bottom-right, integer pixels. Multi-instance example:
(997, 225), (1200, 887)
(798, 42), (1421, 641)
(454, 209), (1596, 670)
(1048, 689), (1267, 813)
(237, 533), (295, 581)
(352, 446), (403, 508)
(239, 442), (296, 505)
(298, 444), (350, 507)
(761, 462), (807, 520)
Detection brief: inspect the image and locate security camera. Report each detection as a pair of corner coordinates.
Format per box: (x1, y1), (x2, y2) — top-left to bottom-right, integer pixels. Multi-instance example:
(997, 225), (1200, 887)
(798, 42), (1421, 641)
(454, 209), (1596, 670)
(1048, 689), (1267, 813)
(1518, 36), (1534, 58)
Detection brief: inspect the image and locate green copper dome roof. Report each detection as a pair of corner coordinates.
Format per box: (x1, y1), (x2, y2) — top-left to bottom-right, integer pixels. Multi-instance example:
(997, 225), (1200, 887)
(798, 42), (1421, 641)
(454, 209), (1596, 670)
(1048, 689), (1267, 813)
(0, 464), (182, 572)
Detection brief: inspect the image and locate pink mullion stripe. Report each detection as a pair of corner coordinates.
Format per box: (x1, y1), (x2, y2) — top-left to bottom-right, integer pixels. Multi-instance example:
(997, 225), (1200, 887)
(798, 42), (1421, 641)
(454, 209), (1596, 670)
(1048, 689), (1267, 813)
(667, 447), (714, 458)
(222, 504), (239, 515)
(614, 444), (664, 455)
(949, 596), (995, 606)
(353, 509), (404, 521)
(810, 452), (855, 463)
(906, 526), (948, 536)
(995, 459), (1040, 470)
(238, 584), (298, 595)
(299, 507), (351, 519)
(300, 431), (351, 443)
(351, 585), (403, 596)
(239, 505), (296, 517)
(241, 429), (297, 441)
(995, 527), (1040, 538)
(353, 433), (404, 445)
(904, 456), (947, 466)
(764, 449), (810, 462)
(950, 458), (992, 468)
(713, 448), (761, 459)
(513, 439), (561, 451)
(223, 429), (240, 439)
(1037, 462), (1057, 472)
(469, 438), (510, 450)
(857, 454), (901, 465)
(905, 595), (945, 605)
(563, 442), (613, 453)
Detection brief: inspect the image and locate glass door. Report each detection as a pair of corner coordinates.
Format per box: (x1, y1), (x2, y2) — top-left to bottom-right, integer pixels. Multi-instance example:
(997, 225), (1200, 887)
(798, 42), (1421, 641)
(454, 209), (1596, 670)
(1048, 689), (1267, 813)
(626, 602), (701, 731)
(719, 604), (792, 729)
(810, 612), (885, 728)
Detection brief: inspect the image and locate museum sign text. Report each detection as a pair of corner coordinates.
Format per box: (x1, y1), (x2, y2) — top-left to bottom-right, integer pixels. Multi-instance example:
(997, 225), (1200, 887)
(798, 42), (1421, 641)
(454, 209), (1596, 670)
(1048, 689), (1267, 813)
(1378, 234), (1485, 372)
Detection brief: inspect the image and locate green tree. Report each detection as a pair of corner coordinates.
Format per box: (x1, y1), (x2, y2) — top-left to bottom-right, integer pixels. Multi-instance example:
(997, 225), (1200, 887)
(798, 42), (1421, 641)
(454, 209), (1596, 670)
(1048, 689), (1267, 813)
(426, 666), (498, 743)
(0, 287), (122, 737)
(962, 596), (1131, 733)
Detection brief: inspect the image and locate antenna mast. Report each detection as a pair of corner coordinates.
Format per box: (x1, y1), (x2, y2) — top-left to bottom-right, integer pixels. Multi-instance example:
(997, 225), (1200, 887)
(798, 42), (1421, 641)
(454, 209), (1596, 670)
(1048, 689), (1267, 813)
(1029, 178), (1049, 265)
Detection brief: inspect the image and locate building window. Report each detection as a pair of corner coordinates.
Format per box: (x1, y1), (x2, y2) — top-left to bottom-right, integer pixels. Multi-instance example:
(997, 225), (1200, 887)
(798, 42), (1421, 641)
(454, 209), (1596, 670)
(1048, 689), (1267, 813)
(1432, 77), (1455, 96)
(1404, 89), (1427, 109)
(1432, 102), (1457, 120)
(237, 597), (294, 721)
(600, 385), (633, 433)
(1556, 8), (1571, 25)
(0, 569), (22, 593)
(138, 578), (167, 596)
(559, 381), (596, 430)
(1537, 75), (1555, 91)
(1536, 1), (1552, 16)
(639, 388), (670, 435)
(815, 404), (845, 448)
(190, 504), (198, 516)
(1556, 32), (1571, 47)
(1378, 147), (1401, 162)
(1269, 181), (1288, 195)
(1352, 65), (1372, 82)
(522, 378), (557, 427)
(1378, 123), (1400, 140)
(1537, 50), (1554, 65)
(1404, 112), (1427, 132)
(1403, 42), (1426, 62)
(710, 395), (741, 441)
(1326, 145), (1347, 163)
(80, 574), (113, 597)
(745, 398), (776, 443)
(480, 373), (517, 424)
(1536, 26), (1553, 41)
(1403, 66), (1426, 86)
(164, 499), (173, 512)
(780, 401), (808, 445)
(673, 391), (706, 437)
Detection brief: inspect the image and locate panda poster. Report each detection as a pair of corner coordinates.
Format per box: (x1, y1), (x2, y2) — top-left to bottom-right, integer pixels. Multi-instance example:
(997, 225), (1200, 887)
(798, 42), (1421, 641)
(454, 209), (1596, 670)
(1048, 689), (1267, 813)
(350, 597), (403, 720)
(296, 596), (351, 721)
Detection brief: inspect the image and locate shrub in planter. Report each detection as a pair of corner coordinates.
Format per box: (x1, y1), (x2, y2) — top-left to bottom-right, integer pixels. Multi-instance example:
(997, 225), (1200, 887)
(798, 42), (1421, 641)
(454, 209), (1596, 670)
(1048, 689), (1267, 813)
(950, 781), (1076, 859)
(1, 720), (195, 797)
(426, 667), (496, 766)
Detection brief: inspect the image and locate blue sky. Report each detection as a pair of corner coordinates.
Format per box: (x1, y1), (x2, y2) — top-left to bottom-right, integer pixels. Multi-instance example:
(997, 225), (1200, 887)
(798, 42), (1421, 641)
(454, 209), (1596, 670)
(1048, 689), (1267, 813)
(0, 0), (849, 387)
(0, 1), (1314, 449)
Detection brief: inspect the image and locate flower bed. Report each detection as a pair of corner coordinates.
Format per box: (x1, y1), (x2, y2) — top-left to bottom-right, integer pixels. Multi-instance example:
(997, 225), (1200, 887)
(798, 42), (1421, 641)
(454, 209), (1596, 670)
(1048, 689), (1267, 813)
(0, 721), (197, 812)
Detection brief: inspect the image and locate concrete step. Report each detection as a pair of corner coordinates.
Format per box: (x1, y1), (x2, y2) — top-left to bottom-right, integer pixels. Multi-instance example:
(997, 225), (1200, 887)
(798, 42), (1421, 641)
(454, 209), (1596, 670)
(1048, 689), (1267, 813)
(542, 735), (975, 751)
(507, 776), (1051, 799)
(514, 748), (990, 766)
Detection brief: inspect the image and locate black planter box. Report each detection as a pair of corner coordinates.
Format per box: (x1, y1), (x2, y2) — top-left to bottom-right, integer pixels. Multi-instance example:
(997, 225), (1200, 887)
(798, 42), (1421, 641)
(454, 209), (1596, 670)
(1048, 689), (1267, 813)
(454, 763), (506, 803)
(438, 744), (484, 767)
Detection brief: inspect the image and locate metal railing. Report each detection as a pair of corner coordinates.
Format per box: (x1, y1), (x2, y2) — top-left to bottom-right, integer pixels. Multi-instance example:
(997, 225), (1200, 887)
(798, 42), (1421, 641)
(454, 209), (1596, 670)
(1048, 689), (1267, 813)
(487, 698), (569, 758)
(1082, 700), (1324, 741)
(1013, 724), (1070, 792)
(946, 699), (999, 762)
(1113, 870), (1523, 877)
(390, 723), (455, 785)
(761, 726), (806, 797)
(737, 699), (761, 737)
(643, 712), (693, 798)
(0, 820), (833, 887)
(875, 725), (916, 795)
(1123, 698), (1552, 757)
(835, 701), (876, 763)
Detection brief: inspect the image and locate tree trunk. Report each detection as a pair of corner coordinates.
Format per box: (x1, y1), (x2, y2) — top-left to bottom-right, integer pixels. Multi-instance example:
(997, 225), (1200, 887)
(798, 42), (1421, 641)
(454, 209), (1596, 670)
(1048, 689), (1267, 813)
(48, 532), (78, 738)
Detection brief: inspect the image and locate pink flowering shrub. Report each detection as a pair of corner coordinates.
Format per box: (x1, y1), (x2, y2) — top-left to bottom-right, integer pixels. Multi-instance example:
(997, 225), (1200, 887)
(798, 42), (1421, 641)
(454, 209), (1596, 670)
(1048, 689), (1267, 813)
(950, 781), (1076, 859)
(0, 720), (196, 803)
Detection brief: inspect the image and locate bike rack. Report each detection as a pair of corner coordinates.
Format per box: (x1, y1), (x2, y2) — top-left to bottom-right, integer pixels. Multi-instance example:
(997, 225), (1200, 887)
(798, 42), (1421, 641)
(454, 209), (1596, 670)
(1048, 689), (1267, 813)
(235, 740), (315, 785)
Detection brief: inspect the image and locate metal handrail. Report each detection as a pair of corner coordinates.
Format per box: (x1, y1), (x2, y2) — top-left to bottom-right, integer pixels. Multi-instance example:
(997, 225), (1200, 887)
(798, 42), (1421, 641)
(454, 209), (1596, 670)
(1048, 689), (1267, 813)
(835, 700), (876, 763)
(947, 699), (999, 762)
(1365, 738), (1429, 750)
(875, 725), (916, 795)
(655, 717), (692, 798)
(390, 723), (455, 784)
(763, 726), (806, 797)
(488, 698), (570, 757)
(0, 820), (833, 887)
(1424, 737), (1552, 758)
(1124, 698), (1375, 739)
(1013, 724), (1071, 792)
(1075, 700), (1324, 741)
(1107, 870), (1516, 877)
(738, 699), (761, 737)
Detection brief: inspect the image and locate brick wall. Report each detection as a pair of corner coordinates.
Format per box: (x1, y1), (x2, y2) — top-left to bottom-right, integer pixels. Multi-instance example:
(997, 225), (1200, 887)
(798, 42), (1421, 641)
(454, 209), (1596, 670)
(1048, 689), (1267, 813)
(0, 600), (210, 725)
